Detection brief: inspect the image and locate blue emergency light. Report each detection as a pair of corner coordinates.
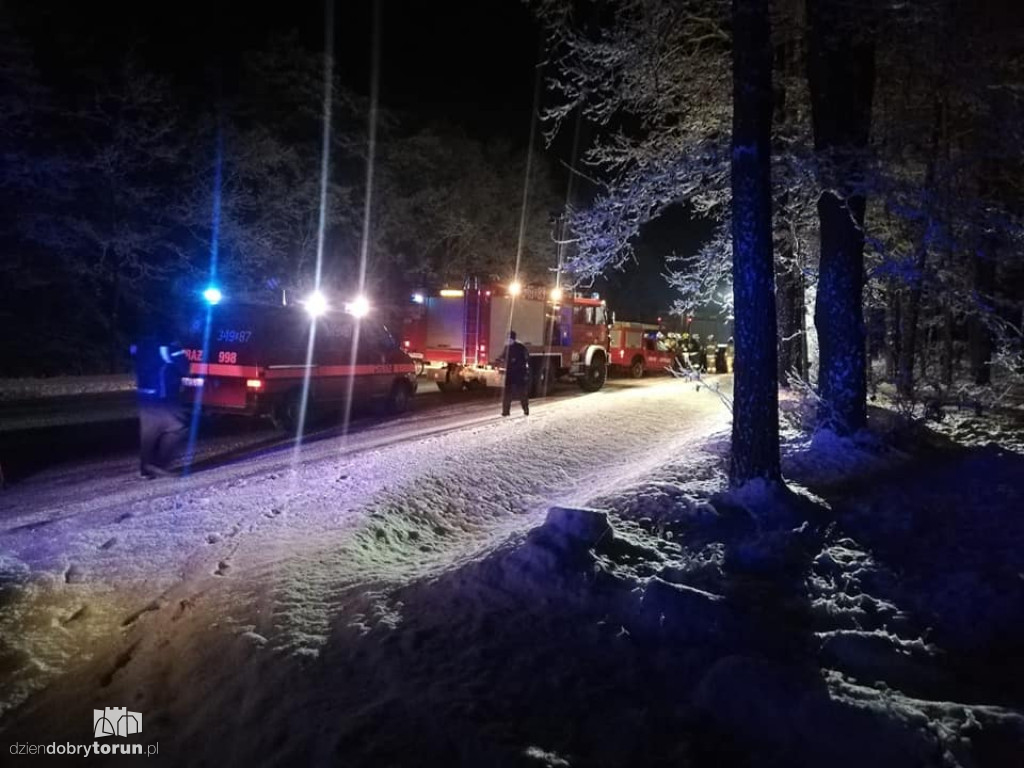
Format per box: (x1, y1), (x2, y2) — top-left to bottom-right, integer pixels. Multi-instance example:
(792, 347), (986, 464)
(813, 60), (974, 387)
(202, 286), (223, 305)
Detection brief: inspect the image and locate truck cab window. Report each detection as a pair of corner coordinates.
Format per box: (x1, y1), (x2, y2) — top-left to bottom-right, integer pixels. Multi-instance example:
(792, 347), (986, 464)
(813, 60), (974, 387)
(316, 316), (355, 361)
(574, 306), (597, 325)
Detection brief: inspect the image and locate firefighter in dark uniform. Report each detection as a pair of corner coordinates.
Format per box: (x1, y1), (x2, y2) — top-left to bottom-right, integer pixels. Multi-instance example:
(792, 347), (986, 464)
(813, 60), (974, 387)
(692, 333), (706, 371)
(714, 341), (728, 374)
(132, 335), (189, 478)
(501, 330), (530, 417)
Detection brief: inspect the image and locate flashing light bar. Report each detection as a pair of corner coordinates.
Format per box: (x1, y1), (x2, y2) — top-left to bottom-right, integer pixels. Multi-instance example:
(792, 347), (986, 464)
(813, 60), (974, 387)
(439, 288), (464, 298)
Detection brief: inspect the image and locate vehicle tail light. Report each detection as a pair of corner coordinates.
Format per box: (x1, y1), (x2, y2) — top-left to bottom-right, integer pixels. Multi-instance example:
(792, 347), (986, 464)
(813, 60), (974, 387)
(246, 379), (263, 389)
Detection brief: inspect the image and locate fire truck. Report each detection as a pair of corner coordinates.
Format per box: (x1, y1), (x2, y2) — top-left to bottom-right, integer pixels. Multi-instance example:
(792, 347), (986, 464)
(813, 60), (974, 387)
(607, 321), (676, 378)
(400, 281), (609, 396)
(180, 293), (417, 432)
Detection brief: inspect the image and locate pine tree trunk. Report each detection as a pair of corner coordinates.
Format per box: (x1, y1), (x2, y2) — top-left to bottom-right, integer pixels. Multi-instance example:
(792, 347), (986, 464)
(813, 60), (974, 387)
(942, 307), (954, 387)
(108, 265), (122, 375)
(807, 0), (875, 434)
(921, 323), (933, 384)
(814, 190), (868, 430)
(729, 0), (780, 485)
(773, 14), (805, 387)
(897, 245), (928, 399)
(969, 248), (996, 385)
(886, 281), (900, 380)
(777, 259), (805, 384)
(897, 107), (941, 399)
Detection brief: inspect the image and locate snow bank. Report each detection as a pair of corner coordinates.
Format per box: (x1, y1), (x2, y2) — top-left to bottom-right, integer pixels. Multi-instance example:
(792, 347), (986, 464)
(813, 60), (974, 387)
(586, 422), (1024, 766)
(694, 656), (1024, 767)
(930, 407), (1024, 455)
(828, 446), (1024, 655)
(782, 425), (906, 488)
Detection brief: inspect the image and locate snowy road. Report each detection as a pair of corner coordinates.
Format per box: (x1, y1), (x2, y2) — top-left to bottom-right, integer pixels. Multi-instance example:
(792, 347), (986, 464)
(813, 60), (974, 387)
(0, 378), (516, 482)
(0, 376), (731, 733)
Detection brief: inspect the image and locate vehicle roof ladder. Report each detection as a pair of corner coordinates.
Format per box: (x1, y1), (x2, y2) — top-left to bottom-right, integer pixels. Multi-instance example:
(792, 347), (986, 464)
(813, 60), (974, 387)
(462, 276), (481, 367)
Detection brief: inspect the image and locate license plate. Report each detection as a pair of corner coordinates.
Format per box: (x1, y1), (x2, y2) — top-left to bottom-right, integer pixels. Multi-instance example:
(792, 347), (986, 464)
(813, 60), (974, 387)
(181, 377), (205, 388)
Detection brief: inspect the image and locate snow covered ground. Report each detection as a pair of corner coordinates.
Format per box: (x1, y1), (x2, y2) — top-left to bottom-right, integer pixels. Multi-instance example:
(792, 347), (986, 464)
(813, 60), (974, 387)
(0, 380), (724, 745)
(1, 375), (1022, 766)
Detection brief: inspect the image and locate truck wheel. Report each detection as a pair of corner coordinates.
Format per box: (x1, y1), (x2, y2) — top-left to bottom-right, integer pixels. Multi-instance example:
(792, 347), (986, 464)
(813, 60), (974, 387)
(436, 365), (463, 393)
(630, 357), (645, 379)
(578, 354), (607, 392)
(272, 390), (303, 434)
(386, 381), (412, 414)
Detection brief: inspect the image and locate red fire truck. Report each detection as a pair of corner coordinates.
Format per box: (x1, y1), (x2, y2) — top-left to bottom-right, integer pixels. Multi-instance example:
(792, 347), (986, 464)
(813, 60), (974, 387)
(180, 299), (418, 432)
(607, 321), (676, 378)
(400, 281), (609, 395)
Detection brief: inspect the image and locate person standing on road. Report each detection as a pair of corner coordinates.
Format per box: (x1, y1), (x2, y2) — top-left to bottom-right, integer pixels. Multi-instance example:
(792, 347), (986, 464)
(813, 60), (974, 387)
(132, 333), (189, 478)
(501, 330), (530, 417)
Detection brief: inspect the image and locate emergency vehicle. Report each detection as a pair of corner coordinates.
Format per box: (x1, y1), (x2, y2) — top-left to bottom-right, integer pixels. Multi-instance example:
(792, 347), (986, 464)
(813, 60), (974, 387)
(400, 280), (609, 396)
(180, 296), (417, 432)
(607, 321), (676, 378)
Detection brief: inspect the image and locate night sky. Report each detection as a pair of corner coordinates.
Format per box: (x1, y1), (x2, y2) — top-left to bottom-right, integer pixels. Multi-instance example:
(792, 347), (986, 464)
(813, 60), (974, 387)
(12, 1), (539, 138)
(8, 0), (707, 318)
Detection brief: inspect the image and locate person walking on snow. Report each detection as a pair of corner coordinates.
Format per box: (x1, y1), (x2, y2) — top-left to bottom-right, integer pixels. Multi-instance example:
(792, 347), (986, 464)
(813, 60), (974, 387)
(501, 330), (530, 417)
(132, 334), (189, 478)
